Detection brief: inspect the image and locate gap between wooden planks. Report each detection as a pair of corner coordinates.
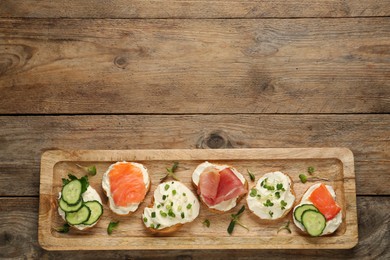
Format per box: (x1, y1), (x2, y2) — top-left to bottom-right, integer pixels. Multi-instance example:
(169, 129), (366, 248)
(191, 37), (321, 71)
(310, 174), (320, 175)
(0, 0), (389, 18)
(0, 114), (388, 196)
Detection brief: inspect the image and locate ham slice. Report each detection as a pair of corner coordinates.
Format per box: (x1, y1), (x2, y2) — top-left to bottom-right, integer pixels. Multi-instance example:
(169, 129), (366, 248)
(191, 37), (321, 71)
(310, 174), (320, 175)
(199, 167), (246, 206)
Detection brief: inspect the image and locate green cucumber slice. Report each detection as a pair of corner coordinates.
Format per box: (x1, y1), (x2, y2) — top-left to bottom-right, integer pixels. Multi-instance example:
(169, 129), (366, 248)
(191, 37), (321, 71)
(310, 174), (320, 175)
(83, 201), (103, 225)
(301, 210), (326, 237)
(61, 179), (82, 205)
(66, 205), (91, 225)
(294, 204), (318, 223)
(59, 197), (83, 212)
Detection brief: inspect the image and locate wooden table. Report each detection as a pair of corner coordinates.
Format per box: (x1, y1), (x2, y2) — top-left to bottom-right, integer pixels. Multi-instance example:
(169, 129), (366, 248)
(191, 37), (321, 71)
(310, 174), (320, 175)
(0, 1), (389, 258)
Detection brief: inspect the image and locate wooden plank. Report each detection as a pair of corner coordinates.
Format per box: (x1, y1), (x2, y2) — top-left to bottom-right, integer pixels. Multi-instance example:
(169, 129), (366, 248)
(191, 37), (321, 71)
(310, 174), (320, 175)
(38, 148), (357, 250)
(0, 115), (388, 196)
(1, 196), (389, 258)
(0, 0), (389, 18)
(0, 18), (389, 114)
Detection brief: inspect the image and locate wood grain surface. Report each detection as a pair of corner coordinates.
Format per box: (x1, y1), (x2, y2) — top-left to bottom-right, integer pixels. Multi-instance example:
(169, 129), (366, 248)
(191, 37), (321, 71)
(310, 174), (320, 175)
(1, 196), (388, 258)
(0, 0), (389, 18)
(1, 115), (388, 196)
(38, 148), (357, 250)
(1, 18), (389, 114)
(0, 0), (389, 257)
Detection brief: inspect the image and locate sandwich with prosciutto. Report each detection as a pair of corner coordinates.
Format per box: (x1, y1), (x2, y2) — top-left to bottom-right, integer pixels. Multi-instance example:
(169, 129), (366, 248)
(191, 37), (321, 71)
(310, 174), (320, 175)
(192, 161), (248, 212)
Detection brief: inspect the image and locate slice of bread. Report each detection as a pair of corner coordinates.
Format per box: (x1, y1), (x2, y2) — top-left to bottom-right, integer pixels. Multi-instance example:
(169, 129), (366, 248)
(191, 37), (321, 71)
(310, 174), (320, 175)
(58, 185), (103, 230)
(192, 161), (248, 213)
(292, 183), (342, 236)
(142, 181), (200, 234)
(102, 161), (150, 216)
(246, 171), (296, 222)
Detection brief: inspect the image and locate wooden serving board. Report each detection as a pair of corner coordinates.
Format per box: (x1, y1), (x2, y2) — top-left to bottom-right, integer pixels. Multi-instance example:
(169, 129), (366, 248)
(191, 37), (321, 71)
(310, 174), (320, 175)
(38, 148), (358, 250)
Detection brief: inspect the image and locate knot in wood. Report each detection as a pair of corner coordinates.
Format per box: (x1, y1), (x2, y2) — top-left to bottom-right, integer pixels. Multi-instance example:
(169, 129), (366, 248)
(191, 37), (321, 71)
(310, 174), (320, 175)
(198, 131), (232, 149)
(114, 56), (128, 68)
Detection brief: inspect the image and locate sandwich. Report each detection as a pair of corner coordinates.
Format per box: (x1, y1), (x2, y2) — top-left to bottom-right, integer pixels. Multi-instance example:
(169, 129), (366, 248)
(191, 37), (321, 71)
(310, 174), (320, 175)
(292, 183), (342, 236)
(246, 171), (295, 221)
(192, 161), (248, 212)
(142, 181), (200, 234)
(58, 174), (103, 230)
(102, 161), (150, 215)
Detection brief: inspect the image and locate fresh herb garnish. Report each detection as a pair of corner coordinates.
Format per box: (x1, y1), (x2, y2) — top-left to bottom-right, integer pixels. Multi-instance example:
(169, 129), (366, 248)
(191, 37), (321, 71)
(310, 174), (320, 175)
(181, 212), (185, 219)
(155, 224), (161, 229)
(249, 188), (257, 197)
(247, 169), (255, 182)
(150, 223), (155, 229)
(277, 221), (292, 234)
(164, 184), (170, 191)
(172, 189), (177, 195)
(186, 203), (192, 209)
(281, 200), (287, 210)
(76, 164), (97, 176)
(275, 191), (281, 199)
(54, 223), (70, 233)
(107, 221), (119, 235)
(143, 217), (148, 223)
(203, 219), (210, 228)
(269, 211), (274, 218)
(168, 209), (176, 217)
(308, 166), (315, 175)
(162, 195), (167, 200)
(160, 211), (167, 217)
(160, 162), (180, 182)
(263, 199), (274, 207)
(227, 205), (248, 235)
(299, 174), (307, 183)
(276, 183), (283, 190)
(151, 212), (156, 218)
(262, 178), (275, 190)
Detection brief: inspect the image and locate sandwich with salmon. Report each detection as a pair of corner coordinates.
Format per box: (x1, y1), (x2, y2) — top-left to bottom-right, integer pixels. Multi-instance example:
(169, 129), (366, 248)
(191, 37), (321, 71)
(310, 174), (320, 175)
(142, 181), (200, 234)
(192, 161), (248, 212)
(246, 171), (295, 221)
(292, 183), (342, 236)
(58, 174), (103, 230)
(102, 161), (150, 215)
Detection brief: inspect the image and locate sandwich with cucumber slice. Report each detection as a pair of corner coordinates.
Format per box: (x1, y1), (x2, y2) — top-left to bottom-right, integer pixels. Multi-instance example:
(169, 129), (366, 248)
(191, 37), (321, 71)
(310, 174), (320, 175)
(58, 174), (103, 230)
(293, 183), (342, 236)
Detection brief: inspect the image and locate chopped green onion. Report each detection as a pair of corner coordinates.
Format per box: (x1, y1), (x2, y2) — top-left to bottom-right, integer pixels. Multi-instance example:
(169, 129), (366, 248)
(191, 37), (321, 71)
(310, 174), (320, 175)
(249, 188), (257, 197)
(164, 184), (170, 191)
(181, 212), (185, 219)
(186, 203), (192, 209)
(275, 191), (280, 199)
(107, 221), (119, 235)
(276, 183), (283, 190)
(160, 211), (167, 217)
(151, 212), (156, 218)
(143, 217), (148, 222)
(299, 174), (307, 183)
(269, 211), (274, 218)
(172, 189), (177, 195)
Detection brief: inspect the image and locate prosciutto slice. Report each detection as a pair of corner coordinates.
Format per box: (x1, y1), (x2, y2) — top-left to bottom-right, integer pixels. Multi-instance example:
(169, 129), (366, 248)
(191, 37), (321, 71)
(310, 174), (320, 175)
(199, 167), (246, 206)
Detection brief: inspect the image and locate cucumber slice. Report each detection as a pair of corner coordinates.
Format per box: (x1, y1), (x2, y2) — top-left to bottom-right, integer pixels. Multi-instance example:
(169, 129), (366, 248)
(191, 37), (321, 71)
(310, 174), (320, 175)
(83, 201), (103, 225)
(301, 210), (326, 237)
(61, 179), (82, 205)
(294, 204), (318, 223)
(59, 197), (83, 212)
(66, 205), (91, 225)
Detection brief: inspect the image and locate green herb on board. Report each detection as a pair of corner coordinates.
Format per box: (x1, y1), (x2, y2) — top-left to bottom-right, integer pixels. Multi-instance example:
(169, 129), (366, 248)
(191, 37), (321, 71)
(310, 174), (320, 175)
(107, 221), (119, 235)
(247, 169), (255, 182)
(227, 205), (248, 235)
(160, 162), (180, 182)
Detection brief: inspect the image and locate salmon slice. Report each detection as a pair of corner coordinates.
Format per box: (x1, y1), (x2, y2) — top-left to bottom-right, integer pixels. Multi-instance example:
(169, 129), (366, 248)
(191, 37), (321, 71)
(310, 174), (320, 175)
(309, 183), (341, 221)
(109, 163), (146, 207)
(199, 167), (246, 206)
